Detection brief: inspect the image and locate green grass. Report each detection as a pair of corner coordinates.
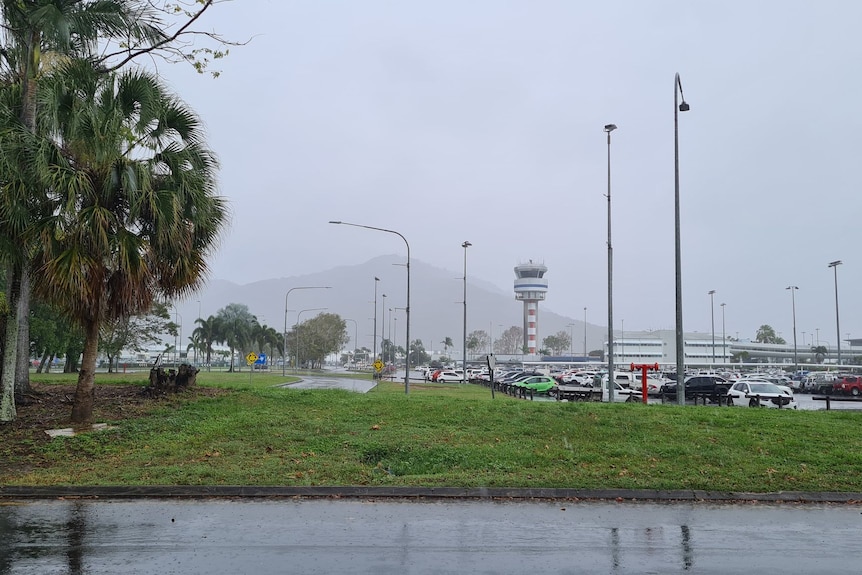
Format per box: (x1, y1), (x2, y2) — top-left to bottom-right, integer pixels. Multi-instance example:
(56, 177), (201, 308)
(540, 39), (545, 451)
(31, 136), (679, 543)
(6, 373), (862, 491)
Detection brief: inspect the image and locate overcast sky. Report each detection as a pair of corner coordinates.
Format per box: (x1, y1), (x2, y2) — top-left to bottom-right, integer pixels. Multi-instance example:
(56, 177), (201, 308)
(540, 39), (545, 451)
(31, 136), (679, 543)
(157, 0), (861, 346)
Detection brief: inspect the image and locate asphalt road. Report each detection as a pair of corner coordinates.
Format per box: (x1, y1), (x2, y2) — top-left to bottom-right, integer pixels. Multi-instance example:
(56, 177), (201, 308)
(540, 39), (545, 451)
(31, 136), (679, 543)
(2, 498), (861, 574)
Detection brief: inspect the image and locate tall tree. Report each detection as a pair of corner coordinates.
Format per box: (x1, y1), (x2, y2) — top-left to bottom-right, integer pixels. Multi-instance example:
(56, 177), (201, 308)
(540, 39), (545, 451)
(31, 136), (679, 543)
(0, 0), (173, 421)
(99, 301), (173, 372)
(192, 315), (219, 371)
(30, 61), (227, 423)
(496, 326), (523, 354)
(755, 325), (786, 345)
(293, 312), (346, 369)
(214, 303), (255, 372)
(0, 0), (237, 422)
(441, 336), (453, 356)
(466, 330), (488, 358)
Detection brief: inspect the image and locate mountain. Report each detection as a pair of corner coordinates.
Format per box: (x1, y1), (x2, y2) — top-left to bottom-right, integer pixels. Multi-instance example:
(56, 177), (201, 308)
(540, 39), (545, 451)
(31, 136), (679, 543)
(174, 255), (607, 355)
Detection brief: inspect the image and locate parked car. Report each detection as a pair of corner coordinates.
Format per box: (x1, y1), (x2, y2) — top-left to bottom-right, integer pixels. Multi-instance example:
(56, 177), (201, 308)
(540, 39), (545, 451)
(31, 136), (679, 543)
(660, 375), (731, 399)
(829, 375), (862, 396)
(628, 375), (668, 396)
(600, 380), (637, 403)
(435, 370), (463, 383)
(726, 381), (797, 409)
(512, 375), (558, 394)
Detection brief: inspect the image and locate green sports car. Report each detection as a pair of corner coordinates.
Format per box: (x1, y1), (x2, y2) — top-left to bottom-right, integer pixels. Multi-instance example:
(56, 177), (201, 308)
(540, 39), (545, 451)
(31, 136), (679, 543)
(512, 375), (558, 394)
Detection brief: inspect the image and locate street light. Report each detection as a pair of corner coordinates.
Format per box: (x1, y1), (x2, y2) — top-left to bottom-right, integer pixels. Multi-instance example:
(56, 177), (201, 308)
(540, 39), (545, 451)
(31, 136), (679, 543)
(381, 292), (387, 362)
(462, 240), (471, 383)
(283, 286), (331, 376)
(828, 260), (842, 366)
(604, 123), (617, 402)
(296, 307), (327, 371)
(674, 72), (690, 405)
(720, 303), (726, 364)
(786, 286), (799, 372)
(330, 221), (411, 394)
(708, 290), (716, 366)
(373, 278), (380, 368)
(344, 318), (358, 369)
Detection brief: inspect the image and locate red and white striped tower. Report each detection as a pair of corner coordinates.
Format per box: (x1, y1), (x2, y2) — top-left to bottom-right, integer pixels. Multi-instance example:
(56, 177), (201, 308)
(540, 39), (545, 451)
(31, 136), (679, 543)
(513, 261), (548, 355)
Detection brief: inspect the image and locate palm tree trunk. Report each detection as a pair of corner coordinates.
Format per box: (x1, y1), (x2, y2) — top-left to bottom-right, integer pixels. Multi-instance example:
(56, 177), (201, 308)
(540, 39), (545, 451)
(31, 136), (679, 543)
(70, 319), (100, 424)
(0, 262), (20, 422)
(15, 266), (33, 398)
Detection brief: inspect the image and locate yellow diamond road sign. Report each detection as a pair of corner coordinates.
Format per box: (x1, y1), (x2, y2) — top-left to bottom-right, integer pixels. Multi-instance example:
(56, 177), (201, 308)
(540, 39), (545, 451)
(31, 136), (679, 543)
(245, 352), (258, 365)
(373, 360), (384, 372)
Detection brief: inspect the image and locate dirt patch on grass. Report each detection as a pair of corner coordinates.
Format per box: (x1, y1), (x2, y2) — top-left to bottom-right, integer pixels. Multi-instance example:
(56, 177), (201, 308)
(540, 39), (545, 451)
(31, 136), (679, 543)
(0, 383), (227, 467)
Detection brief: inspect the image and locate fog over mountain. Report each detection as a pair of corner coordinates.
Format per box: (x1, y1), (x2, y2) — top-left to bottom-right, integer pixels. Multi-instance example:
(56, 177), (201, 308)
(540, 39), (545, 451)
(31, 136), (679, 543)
(175, 255), (609, 355)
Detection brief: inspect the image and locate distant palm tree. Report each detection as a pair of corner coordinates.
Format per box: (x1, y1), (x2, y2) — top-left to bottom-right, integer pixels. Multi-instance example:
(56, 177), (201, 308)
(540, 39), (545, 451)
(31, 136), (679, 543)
(214, 304), (255, 372)
(30, 61), (227, 423)
(442, 336), (453, 355)
(193, 316), (220, 371)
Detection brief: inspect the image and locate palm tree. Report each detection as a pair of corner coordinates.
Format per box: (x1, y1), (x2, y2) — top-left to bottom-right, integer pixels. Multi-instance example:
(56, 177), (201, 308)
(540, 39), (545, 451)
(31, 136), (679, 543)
(29, 61), (227, 423)
(441, 336), (453, 356)
(213, 303), (255, 373)
(192, 315), (220, 371)
(0, 0), (168, 422)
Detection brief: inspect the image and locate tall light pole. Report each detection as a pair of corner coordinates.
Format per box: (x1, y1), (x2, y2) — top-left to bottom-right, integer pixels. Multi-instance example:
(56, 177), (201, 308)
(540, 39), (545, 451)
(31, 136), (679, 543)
(829, 260), (842, 366)
(330, 221), (411, 393)
(296, 308), (327, 371)
(373, 278), (380, 368)
(674, 72), (690, 404)
(461, 241), (472, 383)
(604, 123), (617, 402)
(283, 286), (331, 376)
(344, 318), (358, 369)
(786, 286), (799, 372)
(381, 293), (387, 362)
(708, 290), (716, 366)
(720, 303), (726, 364)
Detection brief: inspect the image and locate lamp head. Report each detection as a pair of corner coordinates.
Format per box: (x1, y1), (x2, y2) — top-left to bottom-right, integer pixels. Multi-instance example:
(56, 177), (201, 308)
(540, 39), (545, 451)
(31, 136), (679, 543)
(604, 124), (617, 133)
(329, 220), (342, 224)
(829, 260), (843, 268)
(679, 101), (690, 112)
(462, 241), (472, 248)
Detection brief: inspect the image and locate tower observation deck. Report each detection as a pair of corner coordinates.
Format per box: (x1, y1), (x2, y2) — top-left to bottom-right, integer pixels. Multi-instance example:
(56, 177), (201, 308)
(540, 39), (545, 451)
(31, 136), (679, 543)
(513, 261), (548, 355)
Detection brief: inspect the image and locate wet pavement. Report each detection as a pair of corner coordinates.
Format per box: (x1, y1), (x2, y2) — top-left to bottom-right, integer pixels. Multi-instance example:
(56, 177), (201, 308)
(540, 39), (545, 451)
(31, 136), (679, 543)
(2, 498), (861, 574)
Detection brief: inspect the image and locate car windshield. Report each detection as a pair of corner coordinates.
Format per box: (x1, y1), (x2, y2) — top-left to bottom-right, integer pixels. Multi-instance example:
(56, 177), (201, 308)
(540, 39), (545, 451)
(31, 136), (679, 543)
(748, 383), (782, 394)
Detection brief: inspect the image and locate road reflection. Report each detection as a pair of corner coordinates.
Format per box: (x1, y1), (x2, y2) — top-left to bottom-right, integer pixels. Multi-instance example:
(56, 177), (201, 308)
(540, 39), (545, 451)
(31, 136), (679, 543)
(2, 498), (860, 574)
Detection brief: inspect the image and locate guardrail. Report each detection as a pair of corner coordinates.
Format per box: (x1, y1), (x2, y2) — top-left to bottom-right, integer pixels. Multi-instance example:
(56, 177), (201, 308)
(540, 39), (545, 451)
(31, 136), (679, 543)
(811, 395), (862, 410)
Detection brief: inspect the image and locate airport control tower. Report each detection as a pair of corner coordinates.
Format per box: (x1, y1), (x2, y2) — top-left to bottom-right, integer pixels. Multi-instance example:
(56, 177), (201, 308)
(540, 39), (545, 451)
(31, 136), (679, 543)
(513, 261), (548, 355)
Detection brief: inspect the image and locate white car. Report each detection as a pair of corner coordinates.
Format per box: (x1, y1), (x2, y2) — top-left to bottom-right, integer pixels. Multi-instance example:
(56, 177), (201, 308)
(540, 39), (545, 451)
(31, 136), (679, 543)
(628, 375), (668, 396)
(727, 381), (797, 409)
(603, 381), (637, 403)
(435, 370), (463, 383)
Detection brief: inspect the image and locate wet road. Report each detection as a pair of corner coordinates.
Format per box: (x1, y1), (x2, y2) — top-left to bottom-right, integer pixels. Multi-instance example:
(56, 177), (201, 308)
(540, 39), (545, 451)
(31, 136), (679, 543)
(2, 498), (861, 574)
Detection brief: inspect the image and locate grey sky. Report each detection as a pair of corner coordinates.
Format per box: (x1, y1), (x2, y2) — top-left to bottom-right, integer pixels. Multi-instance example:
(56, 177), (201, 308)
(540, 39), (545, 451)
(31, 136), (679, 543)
(158, 0), (861, 345)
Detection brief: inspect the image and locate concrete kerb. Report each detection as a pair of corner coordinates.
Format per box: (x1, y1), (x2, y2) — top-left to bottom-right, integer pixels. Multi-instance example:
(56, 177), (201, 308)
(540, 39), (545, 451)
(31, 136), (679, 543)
(2, 486), (861, 503)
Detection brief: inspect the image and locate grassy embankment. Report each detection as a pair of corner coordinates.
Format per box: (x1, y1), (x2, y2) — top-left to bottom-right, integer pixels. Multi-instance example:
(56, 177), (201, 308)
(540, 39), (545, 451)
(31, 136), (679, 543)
(3, 370), (860, 492)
